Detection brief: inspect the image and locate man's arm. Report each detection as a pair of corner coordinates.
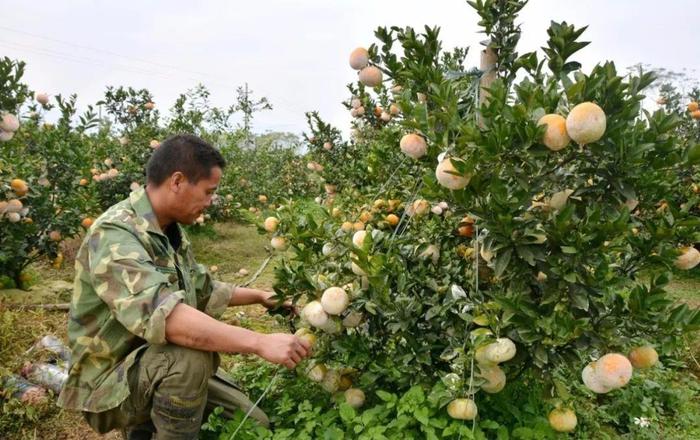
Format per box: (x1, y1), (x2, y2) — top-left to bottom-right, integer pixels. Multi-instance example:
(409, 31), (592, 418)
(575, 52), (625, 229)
(228, 286), (269, 306)
(164, 303), (310, 369)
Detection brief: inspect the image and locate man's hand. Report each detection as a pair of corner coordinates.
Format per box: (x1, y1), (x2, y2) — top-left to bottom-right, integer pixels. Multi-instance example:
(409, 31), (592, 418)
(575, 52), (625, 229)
(255, 333), (311, 369)
(258, 290), (297, 316)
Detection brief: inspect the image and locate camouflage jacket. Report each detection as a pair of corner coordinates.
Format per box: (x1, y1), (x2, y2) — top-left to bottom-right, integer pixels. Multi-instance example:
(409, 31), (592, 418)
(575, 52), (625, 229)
(57, 188), (233, 413)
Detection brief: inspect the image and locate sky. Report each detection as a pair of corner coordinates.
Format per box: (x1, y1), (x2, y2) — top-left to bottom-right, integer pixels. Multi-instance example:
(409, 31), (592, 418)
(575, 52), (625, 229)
(1, 0), (698, 138)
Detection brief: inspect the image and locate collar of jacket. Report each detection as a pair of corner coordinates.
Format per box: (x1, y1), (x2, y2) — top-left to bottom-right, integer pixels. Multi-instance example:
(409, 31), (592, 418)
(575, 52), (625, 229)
(128, 187), (192, 252)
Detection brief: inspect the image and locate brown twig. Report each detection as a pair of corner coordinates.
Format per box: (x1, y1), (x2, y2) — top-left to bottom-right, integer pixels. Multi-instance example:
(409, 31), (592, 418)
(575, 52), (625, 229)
(5, 303), (70, 311)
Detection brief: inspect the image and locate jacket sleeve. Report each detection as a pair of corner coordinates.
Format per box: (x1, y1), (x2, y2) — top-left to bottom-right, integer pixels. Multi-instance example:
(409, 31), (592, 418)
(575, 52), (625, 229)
(191, 261), (234, 319)
(87, 223), (185, 345)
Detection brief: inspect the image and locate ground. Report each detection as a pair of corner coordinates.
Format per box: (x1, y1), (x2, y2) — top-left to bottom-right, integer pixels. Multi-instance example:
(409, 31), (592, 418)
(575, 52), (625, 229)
(0, 221), (698, 438)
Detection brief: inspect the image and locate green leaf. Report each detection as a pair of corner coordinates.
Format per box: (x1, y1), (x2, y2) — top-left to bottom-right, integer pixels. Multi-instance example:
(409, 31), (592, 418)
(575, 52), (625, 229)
(560, 246), (577, 254)
(339, 403), (356, 424)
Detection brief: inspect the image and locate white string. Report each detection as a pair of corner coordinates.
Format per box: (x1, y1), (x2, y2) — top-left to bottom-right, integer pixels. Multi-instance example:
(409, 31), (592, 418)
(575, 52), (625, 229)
(228, 368), (282, 439)
(471, 223), (479, 434)
(369, 155), (409, 203)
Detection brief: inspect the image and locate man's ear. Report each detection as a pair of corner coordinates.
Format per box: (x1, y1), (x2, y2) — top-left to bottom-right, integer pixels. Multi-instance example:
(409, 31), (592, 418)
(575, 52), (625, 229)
(169, 171), (187, 193)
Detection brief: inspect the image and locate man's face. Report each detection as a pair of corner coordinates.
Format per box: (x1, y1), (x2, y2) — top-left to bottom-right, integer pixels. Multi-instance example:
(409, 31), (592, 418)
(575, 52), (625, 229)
(173, 166), (222, 225)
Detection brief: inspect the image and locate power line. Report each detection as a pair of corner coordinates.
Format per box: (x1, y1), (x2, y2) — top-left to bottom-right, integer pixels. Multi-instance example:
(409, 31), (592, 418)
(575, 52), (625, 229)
(0, 33), (324, 133)
(0, 25), (325, 118)
(0, 25), (243, 85)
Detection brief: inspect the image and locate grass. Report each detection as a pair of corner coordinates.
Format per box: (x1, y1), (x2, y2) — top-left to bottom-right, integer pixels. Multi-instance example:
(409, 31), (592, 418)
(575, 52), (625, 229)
(0, 220), (698, 438)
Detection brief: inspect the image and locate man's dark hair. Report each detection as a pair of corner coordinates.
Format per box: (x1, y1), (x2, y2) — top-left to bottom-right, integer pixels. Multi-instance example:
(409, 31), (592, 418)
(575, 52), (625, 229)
(146, 134), (226, 186)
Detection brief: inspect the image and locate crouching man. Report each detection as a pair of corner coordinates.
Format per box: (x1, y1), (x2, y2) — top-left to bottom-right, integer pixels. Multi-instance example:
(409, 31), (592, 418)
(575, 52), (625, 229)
(58, 134), (310, 439)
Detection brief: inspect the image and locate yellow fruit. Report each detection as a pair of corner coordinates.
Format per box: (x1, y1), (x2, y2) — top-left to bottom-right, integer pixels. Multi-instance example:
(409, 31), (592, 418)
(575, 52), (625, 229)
(692, 110), (700, 120)
(6, 199), (23, 213)
(149, 139), (160, 149)
(386, 214), (399, 226)
(52, 253), (64, 269)
(321, 369), (341, 393)
(338, 375), (353, 391)
(399, 133), (427, 159)
(144, 101), (155, 110)
(81, 217), (94, 229)
(0, 130), (14, 142)
(688, 101), (699, 112)
(11, 179), (28, 196)
(294, 328), (317, 348)
(358, 211), (372, 223)
(352, 230), (367, 248)
(581, 362), (610, 394)
(49, 230), (62, 242)
(372, 199), (385, 210)
(302, 301), (329, 328)
(352, 221), (365, 231)
(675, 246), (700, 270)
(340, 221), (353, 233)
(478, 365), (506, 393)
(7, 212), (21, 223)
(270, 236), (287, 251)
(548, 408), (577, 433)
(349, 47), (369, 70)
(321, 287), (349, 315)
(482, 338), (516, 363)
(447, 398), (477, 420)
(79, 178), (88, 186)
(387, 199), (401, 212)
(412, 199), (430, 216)
(258, 194), (268, 203)
(566, 102), (606, 145)
(435, 158), (470, 190)
(344, 388), (365, 408)
(537, 114), (570, 151)
(323, 141), (333, 151)
(306, 363), (327, 382)
(358, 66), (383, 87)
(595, 353), (633, 389)
(35, 92), (50, 105)
(629, 346), (658, 369)
(263, 216), (279, 233)
(389, 103), (400, 116)
(0, 113), (20, 132)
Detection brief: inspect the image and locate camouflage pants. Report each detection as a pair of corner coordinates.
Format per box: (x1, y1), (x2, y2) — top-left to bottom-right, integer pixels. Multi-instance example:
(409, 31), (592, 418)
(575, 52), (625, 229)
(83, 344), (269, 440)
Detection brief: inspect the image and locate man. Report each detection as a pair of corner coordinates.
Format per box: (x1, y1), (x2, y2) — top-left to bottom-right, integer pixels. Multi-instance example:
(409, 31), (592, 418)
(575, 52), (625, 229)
(57, 134), (311, 439)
